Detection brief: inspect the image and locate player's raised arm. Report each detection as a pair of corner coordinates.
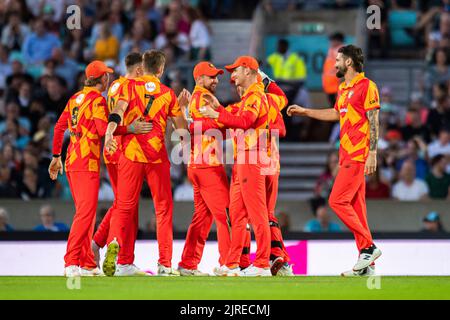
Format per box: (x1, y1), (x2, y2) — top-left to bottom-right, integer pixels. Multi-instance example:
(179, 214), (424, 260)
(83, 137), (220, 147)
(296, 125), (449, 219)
(287, 104), (340, 121)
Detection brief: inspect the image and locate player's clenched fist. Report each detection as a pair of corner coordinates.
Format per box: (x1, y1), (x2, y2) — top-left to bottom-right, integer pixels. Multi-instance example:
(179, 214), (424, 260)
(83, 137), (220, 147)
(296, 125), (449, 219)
(48, 157), (63, 180)
(287, 104), (308, 117)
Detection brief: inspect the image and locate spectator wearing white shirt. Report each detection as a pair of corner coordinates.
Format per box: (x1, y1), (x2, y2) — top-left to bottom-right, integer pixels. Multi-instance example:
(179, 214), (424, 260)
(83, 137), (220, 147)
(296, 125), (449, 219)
(187, 7), (212, 61)
(173, 177), (194, 201)
(427, 127), (450, 159)
(392, 160), (429, 201)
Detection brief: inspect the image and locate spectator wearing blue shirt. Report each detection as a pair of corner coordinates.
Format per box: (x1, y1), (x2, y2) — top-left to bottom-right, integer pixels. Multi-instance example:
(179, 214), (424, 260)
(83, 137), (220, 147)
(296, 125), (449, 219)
(21, 18), (61, 66)
(396, 138), (429, 180)
(0, 208), (14, 231)
(304, 204), (342, 233)
(51, 47), (79, 90)
(33, 204), (69, 232)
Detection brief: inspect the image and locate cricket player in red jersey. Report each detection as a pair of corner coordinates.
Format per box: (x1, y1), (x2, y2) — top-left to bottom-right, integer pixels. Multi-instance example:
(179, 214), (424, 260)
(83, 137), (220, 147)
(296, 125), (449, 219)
(200, 56), (272, 277)
(287, 45), (382, 276)
(49, 60), (130, 277)
(103, 50), (187, 276)
(176, 62), (232, 276)
(91, 53), (152, 276)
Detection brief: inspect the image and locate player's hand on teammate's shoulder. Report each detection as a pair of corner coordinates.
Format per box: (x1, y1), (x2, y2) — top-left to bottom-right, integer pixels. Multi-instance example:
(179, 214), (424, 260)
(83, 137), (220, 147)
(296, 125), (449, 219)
(202, 93), (220, 110)
(199, 104), (219, 119)
(130, 119), (153, 134)
(48, 157), (63, 180)
(287, 104), (307, 117)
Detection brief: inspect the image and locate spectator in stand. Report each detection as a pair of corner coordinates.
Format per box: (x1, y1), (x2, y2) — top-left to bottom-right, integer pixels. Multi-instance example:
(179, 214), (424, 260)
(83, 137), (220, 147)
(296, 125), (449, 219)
(63, 28), (87, 64)
(426, 82), (450, 137)
(0, 45), (12, 93)
(380, 86), (403, 129)
(51, 47), (79, 91)
(155, 15), (190, 59)
(401, 108), (431, 143)
(1, 11), (31, 51)
(424, 47), (450, 101)
(304, 203), (342, 233)
(187, 7), (212, 61)
(17, 167), (46, 200)
(421, 211), (446, 233)
(0, 163), (18, 198)
(0, 102), (31, 137)
(314, 151), (339, 200)
(140, 0), (162, 36)
(428, 127), (450, 158)
(425, 154), (450, 199)
(173, 175), (194, 201)
(322, 32), (344, 108)
(165, 0), (191, 35)
(33, 204), (69, 231)
(21, 18), (61, 66)
(93, 22), (120, 62)
(0, 207), (14, 231)
(396, 138), (429, 179)
(366, 169), (391, 199)
(39, 76), (68, 115)
(119, 21), (153, 63)
(392, 160), (429, 201)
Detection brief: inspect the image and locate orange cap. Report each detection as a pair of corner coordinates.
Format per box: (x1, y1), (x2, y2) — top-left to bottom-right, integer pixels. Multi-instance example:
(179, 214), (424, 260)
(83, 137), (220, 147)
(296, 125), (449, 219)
(85, 60), (114, 79)
(193, 61), (224, 79)
(225, 56), (259, 72)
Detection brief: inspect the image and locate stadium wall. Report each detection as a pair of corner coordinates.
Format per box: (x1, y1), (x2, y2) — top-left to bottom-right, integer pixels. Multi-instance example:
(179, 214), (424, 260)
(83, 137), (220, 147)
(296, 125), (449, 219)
(1, 239), (449, 276)
(1, 200), (449, 232)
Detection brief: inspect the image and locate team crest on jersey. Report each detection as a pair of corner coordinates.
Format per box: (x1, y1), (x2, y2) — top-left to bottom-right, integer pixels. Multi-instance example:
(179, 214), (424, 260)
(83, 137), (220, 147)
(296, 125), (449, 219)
(75, 94), (85, 104)
(348, 91), (354, 99)
(110, 82), (121, 94)
(145, 82), (156, 92)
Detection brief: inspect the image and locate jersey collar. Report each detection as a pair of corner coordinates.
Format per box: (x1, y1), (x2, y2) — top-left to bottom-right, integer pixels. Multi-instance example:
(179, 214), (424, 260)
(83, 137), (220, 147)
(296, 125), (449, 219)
(339, 72), (365, 90)
(242, 81), (265, 98)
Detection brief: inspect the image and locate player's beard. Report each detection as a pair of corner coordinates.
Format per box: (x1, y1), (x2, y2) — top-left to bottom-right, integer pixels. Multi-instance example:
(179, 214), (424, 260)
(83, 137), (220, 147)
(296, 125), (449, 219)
(336, 65), (347, 78)
(206, 83), (216, 94)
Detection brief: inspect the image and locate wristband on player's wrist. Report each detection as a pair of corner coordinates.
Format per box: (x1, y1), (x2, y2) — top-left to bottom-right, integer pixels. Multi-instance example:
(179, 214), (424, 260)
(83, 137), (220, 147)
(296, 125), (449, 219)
(128, 124), (135, 133)
(108, 113), (121, 125)
(52, 154), (61, 158)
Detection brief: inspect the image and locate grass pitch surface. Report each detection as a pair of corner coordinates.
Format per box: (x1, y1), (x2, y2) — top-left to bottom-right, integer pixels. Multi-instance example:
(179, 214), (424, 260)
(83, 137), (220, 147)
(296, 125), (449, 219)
(1, 276), (450, 300)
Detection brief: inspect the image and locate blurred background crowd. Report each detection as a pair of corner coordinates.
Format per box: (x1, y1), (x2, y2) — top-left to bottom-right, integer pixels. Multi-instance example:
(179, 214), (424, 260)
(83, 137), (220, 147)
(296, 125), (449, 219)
(0, 0), (449, 233)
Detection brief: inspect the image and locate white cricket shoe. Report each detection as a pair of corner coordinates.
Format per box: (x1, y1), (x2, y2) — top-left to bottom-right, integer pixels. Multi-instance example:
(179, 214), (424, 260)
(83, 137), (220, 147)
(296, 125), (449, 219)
(342, 265), (376, 277)
(116, 264), (148, 276)
(277, 263), (295, 277)
(213, 265), (240, 276)
(353, 246), (382, 271)
(91, 240), (101, 267)
(64, 265), (80, 278)
(157, 263), (180, 276)
(80, 267), (104, 277)
(239, 265), (272, 277)
(178, 266), (209, 276)
(102, 238), (119, 277)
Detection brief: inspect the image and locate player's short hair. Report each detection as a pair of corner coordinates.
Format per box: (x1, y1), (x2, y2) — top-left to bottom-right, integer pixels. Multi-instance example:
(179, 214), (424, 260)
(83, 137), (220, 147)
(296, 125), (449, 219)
(338, 44), (364, 73)
(84, 75), (103, 87)
(142, 50), (166, 74)
(125, 52), (143, 70)
(329, 32), (344, 43)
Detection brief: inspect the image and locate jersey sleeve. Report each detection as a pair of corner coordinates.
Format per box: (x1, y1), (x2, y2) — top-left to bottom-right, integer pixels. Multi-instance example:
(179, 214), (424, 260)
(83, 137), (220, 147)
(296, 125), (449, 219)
(52, 104), (70, 155)
(92, 96), (109, 137)
(364, 80), (380, 111)
(217, 94), (260, 129)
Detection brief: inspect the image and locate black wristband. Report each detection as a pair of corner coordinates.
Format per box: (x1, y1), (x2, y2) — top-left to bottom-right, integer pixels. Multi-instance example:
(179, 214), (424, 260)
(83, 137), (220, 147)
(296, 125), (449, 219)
(108, 113), (122, 124)
(52, 154), (61, 158)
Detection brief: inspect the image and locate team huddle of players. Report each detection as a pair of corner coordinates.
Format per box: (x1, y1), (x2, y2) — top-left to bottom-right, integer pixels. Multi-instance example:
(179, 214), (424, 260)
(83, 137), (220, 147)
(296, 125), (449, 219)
(49, 49), (294, 277)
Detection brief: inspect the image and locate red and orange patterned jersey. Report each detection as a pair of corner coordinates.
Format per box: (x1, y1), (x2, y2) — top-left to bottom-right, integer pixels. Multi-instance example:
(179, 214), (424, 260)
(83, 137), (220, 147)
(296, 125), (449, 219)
(119, 74), (181, 163)
(189, 85), (225, 168)
(53, 87), (109, 172)
(217, 82), (270, 158)
(267, 92), (287, 172)
(103, 76), (129, 165)
(334, 72), (380, 163)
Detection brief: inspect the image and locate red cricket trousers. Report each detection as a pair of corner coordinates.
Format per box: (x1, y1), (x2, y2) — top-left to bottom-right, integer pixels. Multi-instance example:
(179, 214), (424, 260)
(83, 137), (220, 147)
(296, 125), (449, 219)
(226, 161), (270, 269)
(108, 155), (173, 266)
(328, 160), (373, 251)
(93, 163), (139, 263)
(178, 166), (231, 270)
(64, 171), (99, 268)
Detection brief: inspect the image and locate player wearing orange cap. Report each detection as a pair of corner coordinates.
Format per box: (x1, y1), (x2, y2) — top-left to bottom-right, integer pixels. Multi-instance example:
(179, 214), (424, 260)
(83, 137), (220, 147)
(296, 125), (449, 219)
(91, 53), (153, 275)
(49, 60), (136, 277)
(103, 50), (187, 277)
(200, 56), (272, 277)
(176, 62), (231, 276)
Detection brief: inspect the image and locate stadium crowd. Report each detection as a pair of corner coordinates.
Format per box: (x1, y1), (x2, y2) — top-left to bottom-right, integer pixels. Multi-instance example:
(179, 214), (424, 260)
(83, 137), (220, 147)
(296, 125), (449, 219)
(0, 0), (449, 236)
